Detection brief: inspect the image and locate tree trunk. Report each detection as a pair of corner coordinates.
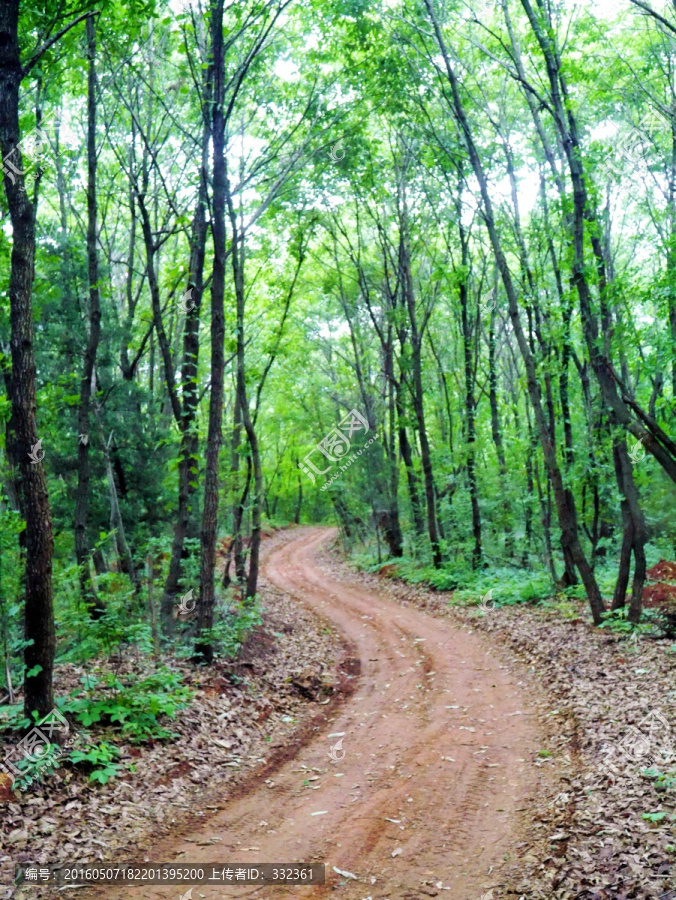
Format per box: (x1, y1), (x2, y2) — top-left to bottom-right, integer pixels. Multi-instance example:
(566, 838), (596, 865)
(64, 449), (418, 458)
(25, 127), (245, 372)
(196, 0), (226, 663)
(294, 461), (303, 524)
(401, 233), (441, 568)
(423, 0), (604, 621)
(457, 224), (482, 569)
(0, 0), (55, 718)
(488, 306), (513, 558)
(161, 123), (209, 631)
(226, 151), (262, 603)
(93, 393), (138, 593)
(396, 385), (425, 540)
(74, 15), (103, 618)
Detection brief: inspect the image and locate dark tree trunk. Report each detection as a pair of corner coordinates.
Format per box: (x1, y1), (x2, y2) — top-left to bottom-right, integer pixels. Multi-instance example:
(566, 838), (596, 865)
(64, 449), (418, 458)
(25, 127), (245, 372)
(401, 236), (441, 568)
(93, 395), (138, 593)
(294, 461), (303, 524)
(424, 0), (604, 621)
(396, 385), (425, 540)
(611, 441), (647, 623)
(225, 156), (262, 602)
(233, 453), (252, 584)
(161, 123), (209, 630)
(488, 307), (513, 558)
(196, 0), (226, 663)
(0, 0), (55, 717)
(74, 15), (103, 618)
(456, 207), (482, 569)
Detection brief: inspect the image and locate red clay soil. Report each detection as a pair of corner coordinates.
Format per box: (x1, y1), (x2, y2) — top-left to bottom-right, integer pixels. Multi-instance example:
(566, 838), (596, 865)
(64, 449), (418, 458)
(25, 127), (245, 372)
(88, 527), (545, 900)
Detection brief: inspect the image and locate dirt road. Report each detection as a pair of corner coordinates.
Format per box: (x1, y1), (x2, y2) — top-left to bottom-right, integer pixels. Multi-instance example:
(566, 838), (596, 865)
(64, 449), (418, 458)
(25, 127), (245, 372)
(92, 527), (543, 899)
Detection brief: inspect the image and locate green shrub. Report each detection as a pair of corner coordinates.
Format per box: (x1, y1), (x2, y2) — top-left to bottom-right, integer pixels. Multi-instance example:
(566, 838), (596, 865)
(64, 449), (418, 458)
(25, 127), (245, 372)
(62, 667), (192, 742)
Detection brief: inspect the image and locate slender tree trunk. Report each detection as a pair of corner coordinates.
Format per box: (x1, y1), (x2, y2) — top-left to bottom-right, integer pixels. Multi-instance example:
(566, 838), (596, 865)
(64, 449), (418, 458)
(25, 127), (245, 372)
(225, 163), (262, 602)
(612, 440), (647, 623)
(93, 388), (138, 593)
(458, 249), (481, 568)
(74, 15), (103, 618)
(231, 394), (247, 583)
(488, 307), (513, 557)
(146, 556), (160, 660)
(196, 0), (226, 662)
(294, 461), (303, 524)
(161, 125), (209, 630)
(384, 372), (404, 558)
(233, 454), (252, 584)
(423, 0), (604, 620)
(396, 383), (425, 540)
(0, 0), (55, 717)
(400, 228), (441, 566)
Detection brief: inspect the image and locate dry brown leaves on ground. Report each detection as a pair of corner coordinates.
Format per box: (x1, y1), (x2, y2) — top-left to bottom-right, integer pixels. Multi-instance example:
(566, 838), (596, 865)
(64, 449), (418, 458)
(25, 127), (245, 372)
(0, 530), (343, 899)
(319, 543), (676, 900)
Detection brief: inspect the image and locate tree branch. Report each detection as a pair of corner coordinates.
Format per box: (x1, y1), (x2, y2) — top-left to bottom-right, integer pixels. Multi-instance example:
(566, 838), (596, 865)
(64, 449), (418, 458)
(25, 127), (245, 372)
(22, 11), (99, 79)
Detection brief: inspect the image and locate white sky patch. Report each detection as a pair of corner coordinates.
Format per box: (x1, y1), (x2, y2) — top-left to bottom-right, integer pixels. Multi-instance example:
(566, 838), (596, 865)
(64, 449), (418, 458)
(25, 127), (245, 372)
(275, 58), (300, 82)
(318, 319), (350, 340)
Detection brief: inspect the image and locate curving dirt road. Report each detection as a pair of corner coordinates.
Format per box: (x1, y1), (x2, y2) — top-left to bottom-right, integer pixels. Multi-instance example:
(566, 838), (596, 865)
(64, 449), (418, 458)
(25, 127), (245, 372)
(92, 527), (543, 899)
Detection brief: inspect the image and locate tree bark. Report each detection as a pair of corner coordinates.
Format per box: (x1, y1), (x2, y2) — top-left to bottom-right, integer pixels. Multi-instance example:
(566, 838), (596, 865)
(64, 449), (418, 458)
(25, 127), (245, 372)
(0, 0), (55, 717)
(400, 221), (441, 567)
(74, 15), (103, 618)
(160, 109), (209, 630)
(423, 0), (604, 622)
(196, 0), (226, 662)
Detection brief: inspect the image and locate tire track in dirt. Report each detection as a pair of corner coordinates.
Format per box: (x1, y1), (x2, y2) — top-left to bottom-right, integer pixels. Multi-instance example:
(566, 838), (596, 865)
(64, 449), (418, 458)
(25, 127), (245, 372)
(89, 527), (544, 900)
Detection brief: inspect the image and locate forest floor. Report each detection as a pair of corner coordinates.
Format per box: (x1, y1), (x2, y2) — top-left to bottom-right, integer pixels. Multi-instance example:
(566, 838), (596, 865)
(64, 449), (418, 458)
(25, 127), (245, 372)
(4, 526), (675, 899)
(78, 526), (547, 900)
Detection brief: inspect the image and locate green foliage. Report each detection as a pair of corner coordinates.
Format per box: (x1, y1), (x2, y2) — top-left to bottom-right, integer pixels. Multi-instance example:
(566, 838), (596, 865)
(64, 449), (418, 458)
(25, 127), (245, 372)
(642, 811), (670, 823)
(357, 551), (556, 608)
(189, 601), (263, 662)
(12, 743), (62, 792)
(61, 668), (192, 743)
(68, 741), (125, 784)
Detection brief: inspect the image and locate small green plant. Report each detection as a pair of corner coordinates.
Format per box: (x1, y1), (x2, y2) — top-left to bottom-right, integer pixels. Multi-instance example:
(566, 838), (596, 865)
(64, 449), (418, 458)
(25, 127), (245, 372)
(62, 667), (192, 743)
(190, 600), (262, 661)
(642, 811), (669, 822)
(599, 607), (658, 637)
(68, 741), (124, 784)
(13, 743), (62, 791)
